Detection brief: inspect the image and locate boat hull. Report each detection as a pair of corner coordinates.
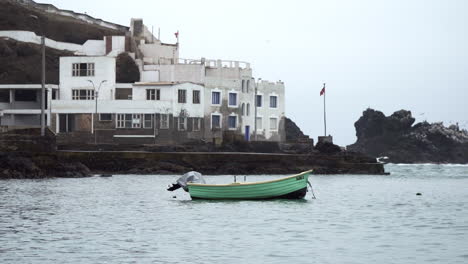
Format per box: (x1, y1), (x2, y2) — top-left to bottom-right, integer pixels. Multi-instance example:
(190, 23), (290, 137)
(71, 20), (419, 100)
(187, 170), (311, 200)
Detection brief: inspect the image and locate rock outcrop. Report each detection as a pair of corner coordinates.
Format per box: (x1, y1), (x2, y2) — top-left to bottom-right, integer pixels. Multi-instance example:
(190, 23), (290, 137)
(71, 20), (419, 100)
(116, 53), (140, 83)
(285, 117), (313, 143)
(0, 38), (73, 84)
(0, 128), (91, 179)
(347, 108), (468, 163)
(0, 152), (90, 179)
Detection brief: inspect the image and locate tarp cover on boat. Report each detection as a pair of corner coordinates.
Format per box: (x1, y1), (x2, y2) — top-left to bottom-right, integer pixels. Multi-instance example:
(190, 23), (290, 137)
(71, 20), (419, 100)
(167, 171), (205, 192)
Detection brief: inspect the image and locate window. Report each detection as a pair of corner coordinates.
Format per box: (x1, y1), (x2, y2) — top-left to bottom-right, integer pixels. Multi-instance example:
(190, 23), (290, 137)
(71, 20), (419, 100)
(212, 91), (221, 105)
(52, 90), (58, 100)
(59, 114), (75, 133)
(124, 114), (132, 128)
(0, 90), (9, 102)
(178, 89), (186, 103)
(115, 88), (132, 100)
(99, 114), (112, 121)
(72, 89), (95, 100)
(241, 80), (245, 92)
(146, 89), (160, 100)
(144, 114), (153, 128)
(178, 117), (187, 131)
(116, 114), (126, 128)
(15, 90), (37, 102)
(256, 117), (262, 130)
(241, 103), (245, 116)
(193, 90), (200, 104)
(228, 116), (237, 129)
(270, 96), (278, 108)
(72, 63), (95, 77)
(132, 114), (141, 128)
(246, 80), (250, 93)
(246, 103), (250, 116)
(211, 114), (221, 129)
(228, 93), (237, 106)
(193, 118), (201, 131)
(160, 114), (169, 129)
(270, 117), (278, 130)
(116, 114), (144, 128)
(256, 95), (262, 107)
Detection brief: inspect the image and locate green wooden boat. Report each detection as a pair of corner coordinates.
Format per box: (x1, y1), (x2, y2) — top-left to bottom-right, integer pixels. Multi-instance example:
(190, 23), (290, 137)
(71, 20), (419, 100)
(187, 170), (313, 200)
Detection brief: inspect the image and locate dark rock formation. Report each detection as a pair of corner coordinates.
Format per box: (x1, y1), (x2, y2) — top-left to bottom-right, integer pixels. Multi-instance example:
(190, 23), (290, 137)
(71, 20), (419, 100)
(0, 128), (91, 179)
(315, 141), (342, 154)
(348, 108), (468, 163)
(0, 38), (73, 84)
(116, 53), (140, 83)
(0, 0), (126, 45)
(285, 117), (312, 143)
(0, 152), (90, 179)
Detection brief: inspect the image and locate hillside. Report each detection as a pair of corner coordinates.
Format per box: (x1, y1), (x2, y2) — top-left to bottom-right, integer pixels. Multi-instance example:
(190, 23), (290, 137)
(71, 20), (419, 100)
(0, 0), (127, 44)
(0, 38), (73, 84)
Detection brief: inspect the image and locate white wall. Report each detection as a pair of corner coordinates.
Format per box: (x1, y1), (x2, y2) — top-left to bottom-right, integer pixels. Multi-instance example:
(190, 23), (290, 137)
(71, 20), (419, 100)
(256, 81), (285, 140)
(139, 42), (179, 64)
(171, 83), (204, 118)
(59, 56), (116, 100)
(151, 64), (205, 83)
(204, 67), (254, 137)
(52, 82), (204, 118)
(141, 71), (160, 82)
(111, 36), (126, 54)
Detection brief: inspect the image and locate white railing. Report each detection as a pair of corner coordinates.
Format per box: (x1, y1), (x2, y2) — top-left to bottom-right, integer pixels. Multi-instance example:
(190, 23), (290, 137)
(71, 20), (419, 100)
(177, 58), (251, 69)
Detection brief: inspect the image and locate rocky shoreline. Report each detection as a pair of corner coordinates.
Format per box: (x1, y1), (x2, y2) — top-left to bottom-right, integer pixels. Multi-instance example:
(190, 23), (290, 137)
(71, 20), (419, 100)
(0, 152), (90, 179)
(0, 128), (386, 179)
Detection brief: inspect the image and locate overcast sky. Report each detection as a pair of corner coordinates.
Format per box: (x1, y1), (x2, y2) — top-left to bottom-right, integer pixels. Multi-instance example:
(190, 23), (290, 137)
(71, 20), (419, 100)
(37, 0), (468, 145)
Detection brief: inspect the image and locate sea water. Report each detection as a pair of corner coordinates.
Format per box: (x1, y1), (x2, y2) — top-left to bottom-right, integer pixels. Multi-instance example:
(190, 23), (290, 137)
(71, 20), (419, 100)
(0, 164), (467, 263)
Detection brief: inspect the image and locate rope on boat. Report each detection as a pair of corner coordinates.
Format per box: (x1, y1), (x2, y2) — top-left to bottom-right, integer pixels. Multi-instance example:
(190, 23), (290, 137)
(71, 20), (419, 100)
(307, 180), (316, 199)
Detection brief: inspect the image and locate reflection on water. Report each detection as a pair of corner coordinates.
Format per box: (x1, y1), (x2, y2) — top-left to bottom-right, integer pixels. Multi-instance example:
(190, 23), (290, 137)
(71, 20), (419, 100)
(1, 164), (468, 263)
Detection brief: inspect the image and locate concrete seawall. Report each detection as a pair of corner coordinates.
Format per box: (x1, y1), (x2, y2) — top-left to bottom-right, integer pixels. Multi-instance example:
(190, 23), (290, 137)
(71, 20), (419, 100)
(57, 151), (386, 175)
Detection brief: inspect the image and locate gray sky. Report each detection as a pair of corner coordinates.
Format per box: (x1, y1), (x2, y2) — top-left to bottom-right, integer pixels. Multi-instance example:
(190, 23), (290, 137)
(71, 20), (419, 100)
(37, 0), (468, 145)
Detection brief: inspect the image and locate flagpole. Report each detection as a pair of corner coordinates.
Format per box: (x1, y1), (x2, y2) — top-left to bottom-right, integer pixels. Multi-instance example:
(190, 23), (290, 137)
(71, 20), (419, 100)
(323, 83), (327, 136)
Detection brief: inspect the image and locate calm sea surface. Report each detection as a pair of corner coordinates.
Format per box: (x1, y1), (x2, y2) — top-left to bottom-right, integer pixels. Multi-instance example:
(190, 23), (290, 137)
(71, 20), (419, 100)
(1, 164), (467, 264)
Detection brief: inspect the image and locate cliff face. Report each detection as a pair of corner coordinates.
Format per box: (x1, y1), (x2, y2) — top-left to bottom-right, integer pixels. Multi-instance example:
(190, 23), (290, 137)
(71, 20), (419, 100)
(0, 38), (73, 84)
(0, 0), (126, 44)
(347, 109), (468, 163)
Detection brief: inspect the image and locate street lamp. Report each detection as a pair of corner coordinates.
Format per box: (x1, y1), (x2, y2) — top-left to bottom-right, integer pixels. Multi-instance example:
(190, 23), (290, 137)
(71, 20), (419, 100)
(88, 80), (107, 145)
(29, 15), (46, 136)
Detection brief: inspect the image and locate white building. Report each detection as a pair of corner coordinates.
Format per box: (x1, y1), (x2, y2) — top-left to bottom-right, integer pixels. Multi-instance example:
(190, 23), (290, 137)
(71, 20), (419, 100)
(1, 17), (285, 144)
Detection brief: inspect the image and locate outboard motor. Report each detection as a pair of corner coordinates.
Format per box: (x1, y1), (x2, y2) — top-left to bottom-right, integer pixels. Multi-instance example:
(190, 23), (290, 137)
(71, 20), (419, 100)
(167, 171), (205, 192)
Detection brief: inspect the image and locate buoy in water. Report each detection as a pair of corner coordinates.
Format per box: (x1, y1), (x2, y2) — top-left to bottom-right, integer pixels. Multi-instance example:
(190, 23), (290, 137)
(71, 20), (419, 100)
(416, 193), (422, 196)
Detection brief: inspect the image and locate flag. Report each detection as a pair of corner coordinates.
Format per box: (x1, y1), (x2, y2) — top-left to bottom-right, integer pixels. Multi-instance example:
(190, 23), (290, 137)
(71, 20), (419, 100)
(174, 31), (179, 39)
(320, 86), (325, 96)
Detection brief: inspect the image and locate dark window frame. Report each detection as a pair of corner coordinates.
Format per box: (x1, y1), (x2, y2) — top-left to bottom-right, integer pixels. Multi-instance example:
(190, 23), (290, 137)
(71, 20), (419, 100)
(193, 90), (200, 104)
(178, 89), (187, 103)
(99, 113), (112, 121)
